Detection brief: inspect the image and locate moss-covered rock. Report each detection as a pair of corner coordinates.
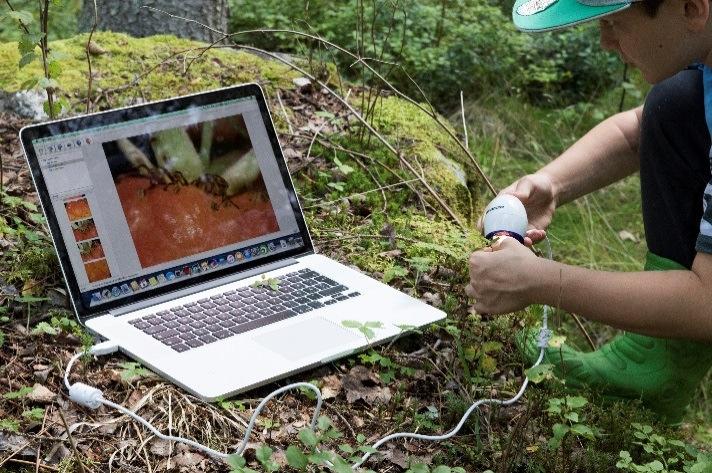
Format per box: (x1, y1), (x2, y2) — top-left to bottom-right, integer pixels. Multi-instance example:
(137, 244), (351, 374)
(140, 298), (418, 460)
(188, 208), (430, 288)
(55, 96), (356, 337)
(0, 32), (297, 103)
(0, 31), (488, 281)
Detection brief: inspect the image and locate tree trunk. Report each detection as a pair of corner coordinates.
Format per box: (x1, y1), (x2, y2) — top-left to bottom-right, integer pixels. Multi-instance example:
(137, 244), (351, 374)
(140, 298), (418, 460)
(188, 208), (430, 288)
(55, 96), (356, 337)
(78, 0), (229, 43)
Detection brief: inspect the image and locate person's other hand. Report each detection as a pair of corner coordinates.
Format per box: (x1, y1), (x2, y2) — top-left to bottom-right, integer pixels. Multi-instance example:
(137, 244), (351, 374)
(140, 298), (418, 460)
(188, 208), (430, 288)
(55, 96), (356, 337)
(465, 236), (541, 314)
(476, 174), (556, 246)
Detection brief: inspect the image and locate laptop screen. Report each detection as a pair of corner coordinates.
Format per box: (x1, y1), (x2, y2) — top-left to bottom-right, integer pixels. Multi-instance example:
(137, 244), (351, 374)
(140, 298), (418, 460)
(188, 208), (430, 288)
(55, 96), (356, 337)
(21, 84), (312, 318)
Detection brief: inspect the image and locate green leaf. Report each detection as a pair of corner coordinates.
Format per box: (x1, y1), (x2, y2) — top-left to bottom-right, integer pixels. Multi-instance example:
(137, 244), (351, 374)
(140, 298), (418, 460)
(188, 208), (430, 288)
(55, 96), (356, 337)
(255, 444), (272, 462)
(37, 77), (59, 90)
(298, 428), (318, 448)
(3, 386), (32, 400)
(316, 415), (332, 431)
(570, 423), (596, 440)
(364, 321), (383, 329)
(565, 395), (588, 409)
(0, 419), (19, 432)
(432, 467), (452, 473)
(564, 411), (579, 423)
(22, 407), (44, 422)
(644, 460), (664, 472)
(327, 182), (345, 192)
(118, 361), (151, 382)
(341, 320), (362, 329)
(407, 464), (430, 473)
(7, 10), (33, 24)
(548, 423), (570, 449)
(338, 444), (355, 454)
(31, 321), (58, 336)
(383, 265), (408, 283)
(18, 33), (43, 56)
(226, 454), (246, 468)
(20, 76), (39, 89)
(47, 60), (62, 79)
(0, 331), (4, 348)
(285, 446), (308, 469)
(526, 363), (555, 384)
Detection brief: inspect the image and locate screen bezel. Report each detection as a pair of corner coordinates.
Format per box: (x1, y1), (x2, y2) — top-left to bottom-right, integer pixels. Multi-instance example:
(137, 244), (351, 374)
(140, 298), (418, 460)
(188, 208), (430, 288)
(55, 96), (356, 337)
(20, 83), (314, 322)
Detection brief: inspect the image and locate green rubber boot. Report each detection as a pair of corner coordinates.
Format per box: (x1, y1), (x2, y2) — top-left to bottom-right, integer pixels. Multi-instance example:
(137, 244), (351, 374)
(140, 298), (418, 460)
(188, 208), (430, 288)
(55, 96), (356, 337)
(517, 252), (712, 425)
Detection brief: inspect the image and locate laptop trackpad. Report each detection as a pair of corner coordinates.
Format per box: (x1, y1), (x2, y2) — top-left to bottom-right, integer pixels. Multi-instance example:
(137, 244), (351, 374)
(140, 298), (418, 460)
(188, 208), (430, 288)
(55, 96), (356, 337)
(253, 318), (361, 360)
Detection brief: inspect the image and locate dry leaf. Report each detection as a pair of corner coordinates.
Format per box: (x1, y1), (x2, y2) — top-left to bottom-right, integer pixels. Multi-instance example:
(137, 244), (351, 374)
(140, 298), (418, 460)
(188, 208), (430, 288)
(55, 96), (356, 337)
(320, 374), (342, 400)
(27, 383), (57, 404)
(342, 365), (392, 405)
(87, 40), (106, 55)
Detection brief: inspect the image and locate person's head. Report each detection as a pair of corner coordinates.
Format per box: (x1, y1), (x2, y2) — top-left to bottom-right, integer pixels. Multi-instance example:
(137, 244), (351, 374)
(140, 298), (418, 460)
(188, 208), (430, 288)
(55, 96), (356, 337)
(513, 0), (712, 84)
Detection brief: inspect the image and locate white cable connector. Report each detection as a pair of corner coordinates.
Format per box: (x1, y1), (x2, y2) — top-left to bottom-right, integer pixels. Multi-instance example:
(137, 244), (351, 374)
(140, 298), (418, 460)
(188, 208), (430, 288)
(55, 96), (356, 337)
(64, 237), (556, 470)
(69, 382), (104, 409)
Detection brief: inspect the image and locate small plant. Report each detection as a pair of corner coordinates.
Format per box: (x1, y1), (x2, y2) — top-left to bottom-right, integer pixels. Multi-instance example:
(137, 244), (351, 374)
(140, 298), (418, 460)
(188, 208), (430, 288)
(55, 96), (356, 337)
(545, 395), (600, 449)
(341, 319), (383, 342)
(616, 423), (712, 473)
(0, 418), (20, 432)
(359, 349), (415, 384)
(251, 275), (281, 291)
(3, 386), (32, 400)
(405, 464), (467, 473)
(21, 407), (44, 422)
(383, 264), (408, 283)
(117, 361), (151, 382)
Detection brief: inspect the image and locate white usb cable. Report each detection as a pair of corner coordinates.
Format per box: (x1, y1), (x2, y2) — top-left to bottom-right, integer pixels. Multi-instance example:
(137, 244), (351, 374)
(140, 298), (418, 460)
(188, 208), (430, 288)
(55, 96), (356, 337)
(64, 237), (554, 469)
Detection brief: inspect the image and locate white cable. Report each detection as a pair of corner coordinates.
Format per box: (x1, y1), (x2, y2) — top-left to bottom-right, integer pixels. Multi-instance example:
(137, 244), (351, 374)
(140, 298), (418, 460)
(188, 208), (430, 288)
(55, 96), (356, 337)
(64, 344), (323, 461)
(64, 236), (555, 470)
(353, 236), (554, 469)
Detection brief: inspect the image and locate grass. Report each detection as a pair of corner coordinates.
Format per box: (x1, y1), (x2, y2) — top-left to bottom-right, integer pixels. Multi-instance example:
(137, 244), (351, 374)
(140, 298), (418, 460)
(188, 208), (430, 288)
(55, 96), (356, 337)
(462, 71), (712, 442)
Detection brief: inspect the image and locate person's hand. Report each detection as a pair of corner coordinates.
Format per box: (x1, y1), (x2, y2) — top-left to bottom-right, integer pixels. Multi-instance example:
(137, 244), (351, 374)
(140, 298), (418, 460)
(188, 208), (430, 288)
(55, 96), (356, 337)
(465, 236), (541, 315)
(501, 173), (557, 245)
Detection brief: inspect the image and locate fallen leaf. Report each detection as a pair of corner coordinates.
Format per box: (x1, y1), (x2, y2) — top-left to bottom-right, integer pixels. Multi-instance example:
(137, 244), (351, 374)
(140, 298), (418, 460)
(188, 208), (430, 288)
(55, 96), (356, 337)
(342, 365), (392, 405)
(87, 40), (106, 55)
(320, 374), (342, 400)
(27, 383), (56, 403)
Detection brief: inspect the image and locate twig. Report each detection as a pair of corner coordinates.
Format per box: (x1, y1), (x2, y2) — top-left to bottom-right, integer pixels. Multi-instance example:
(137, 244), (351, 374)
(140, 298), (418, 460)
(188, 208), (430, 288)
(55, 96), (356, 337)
(5, 459), (58, 472)
(303, 178), (419, 210)
(140, 5), (225, 37)
(460, 90), (469, 149)
(57, 409), (87, 473)
(570, 313), (596, 351)
(218, 28), (497, 196)
(84, 0), (99, 113)
(276, 90), (294, 135)
(231, 44), (466, 228)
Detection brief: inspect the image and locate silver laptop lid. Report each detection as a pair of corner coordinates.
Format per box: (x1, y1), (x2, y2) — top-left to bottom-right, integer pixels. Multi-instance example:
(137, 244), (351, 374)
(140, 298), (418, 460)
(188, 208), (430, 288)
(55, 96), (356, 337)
(20, 83), (313, 322)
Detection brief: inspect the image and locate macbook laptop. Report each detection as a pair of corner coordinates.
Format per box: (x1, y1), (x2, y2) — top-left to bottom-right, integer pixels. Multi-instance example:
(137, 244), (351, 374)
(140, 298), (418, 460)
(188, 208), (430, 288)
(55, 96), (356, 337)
(19, 83), (446, 400)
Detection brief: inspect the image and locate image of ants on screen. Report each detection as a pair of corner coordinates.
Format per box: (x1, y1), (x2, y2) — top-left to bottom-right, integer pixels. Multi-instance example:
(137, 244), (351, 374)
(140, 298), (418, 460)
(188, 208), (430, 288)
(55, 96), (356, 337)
(102, 115), (280, 269)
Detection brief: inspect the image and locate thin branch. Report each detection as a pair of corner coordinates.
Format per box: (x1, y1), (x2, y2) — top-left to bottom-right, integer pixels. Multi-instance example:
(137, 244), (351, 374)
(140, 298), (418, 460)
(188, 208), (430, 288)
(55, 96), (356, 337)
(140, 5), (226, 37)
(57, 409), (87, 473)
(276, 90), (294, 135)
(84, 0), (98, 113)
(228, 43), (465, 228)
(460, 90), (468, 149)
(303, 178), (419, 210)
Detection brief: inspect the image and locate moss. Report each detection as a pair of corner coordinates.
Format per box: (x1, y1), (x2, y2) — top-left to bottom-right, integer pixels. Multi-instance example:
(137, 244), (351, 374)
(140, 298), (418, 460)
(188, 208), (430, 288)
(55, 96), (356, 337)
(346, 95), (484, 224)
(307, 208), (486, 279)
(0, 31), (298, 106)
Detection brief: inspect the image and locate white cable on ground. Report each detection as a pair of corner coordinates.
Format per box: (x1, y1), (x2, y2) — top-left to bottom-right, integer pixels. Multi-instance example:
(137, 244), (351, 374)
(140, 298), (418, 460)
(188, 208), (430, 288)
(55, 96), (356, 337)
(64, 236), (555, 470)
(64, 343), (323, 460)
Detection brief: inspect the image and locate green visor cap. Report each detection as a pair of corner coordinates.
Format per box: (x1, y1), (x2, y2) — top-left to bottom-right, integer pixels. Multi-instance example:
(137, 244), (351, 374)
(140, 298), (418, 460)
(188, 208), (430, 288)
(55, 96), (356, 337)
(513, 0), (634, 32)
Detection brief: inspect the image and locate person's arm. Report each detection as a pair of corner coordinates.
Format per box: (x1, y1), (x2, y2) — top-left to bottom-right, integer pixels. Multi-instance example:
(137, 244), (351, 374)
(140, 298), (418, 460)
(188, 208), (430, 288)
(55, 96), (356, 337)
(467, 238), (712, 341)
(495, 106), (643, 244)
(535, 105), (643, 206)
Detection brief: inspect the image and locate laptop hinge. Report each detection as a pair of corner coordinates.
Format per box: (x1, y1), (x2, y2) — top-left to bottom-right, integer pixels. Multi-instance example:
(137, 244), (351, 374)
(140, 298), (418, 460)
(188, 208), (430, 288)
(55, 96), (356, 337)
(108, 257), (300, 318)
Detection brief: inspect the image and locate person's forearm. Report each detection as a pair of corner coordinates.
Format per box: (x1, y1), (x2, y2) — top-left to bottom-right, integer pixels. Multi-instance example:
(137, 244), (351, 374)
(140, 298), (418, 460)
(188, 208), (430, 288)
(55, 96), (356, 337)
(531, 255), (712, 341)
(537, 106), (643, 206)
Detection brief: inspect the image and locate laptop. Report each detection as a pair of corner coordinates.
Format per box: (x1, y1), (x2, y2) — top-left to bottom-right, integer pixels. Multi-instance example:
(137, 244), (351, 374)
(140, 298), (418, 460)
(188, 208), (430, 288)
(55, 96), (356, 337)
(19, 83), (446, 400)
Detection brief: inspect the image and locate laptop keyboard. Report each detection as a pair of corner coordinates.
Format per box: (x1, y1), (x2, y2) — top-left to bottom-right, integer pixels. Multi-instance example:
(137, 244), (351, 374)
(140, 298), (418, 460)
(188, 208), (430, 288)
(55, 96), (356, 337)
(128, 268), (361, 352)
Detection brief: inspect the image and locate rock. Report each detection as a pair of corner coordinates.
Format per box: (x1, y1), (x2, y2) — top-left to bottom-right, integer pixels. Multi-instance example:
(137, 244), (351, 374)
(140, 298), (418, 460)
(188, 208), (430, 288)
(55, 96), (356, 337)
(0, 90), (48, 120)
(27, 383), (56, 403)
(292, 77), (312, 89)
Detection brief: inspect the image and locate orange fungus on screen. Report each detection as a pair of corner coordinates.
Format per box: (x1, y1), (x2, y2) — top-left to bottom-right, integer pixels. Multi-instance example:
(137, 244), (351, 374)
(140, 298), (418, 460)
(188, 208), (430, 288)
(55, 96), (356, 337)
(115, 176), (279, 268)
